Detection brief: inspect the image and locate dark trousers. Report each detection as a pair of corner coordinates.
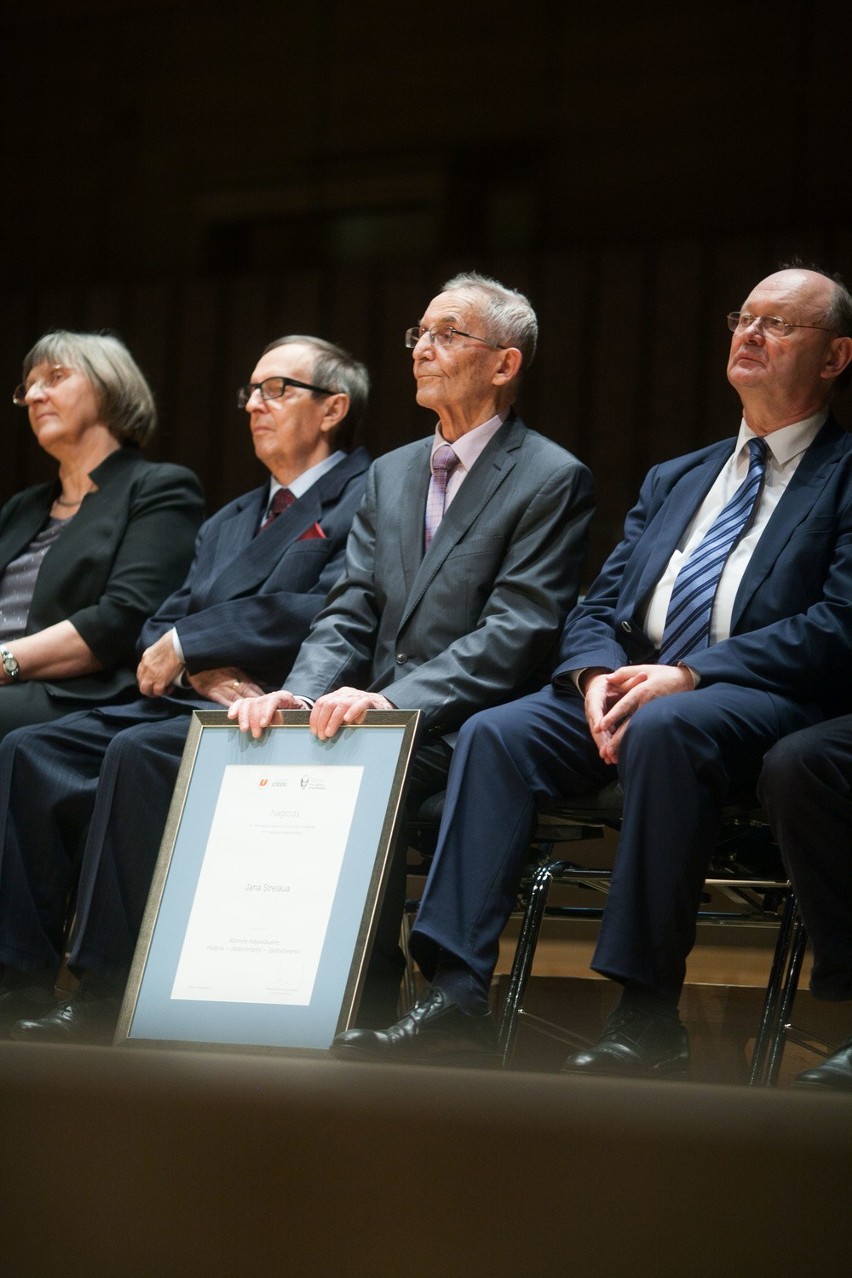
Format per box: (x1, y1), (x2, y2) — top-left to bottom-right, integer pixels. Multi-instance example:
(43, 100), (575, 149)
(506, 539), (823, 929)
(0, 703), (452, 1008)
(0, 702), (194, 977)
(759, 716), (852, 1001)
(410, 681), (820, 998)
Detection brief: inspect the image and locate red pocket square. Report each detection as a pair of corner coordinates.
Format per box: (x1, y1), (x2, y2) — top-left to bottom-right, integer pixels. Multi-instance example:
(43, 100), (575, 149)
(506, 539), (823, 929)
(299, 522), (326, 540)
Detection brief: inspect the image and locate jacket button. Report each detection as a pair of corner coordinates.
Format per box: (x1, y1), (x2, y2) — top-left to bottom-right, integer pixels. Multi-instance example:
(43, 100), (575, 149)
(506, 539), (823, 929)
(395, 652), (408, 664)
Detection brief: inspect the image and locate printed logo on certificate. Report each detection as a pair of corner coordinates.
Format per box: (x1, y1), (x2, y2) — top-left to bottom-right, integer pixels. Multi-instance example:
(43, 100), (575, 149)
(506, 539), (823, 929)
(171, 764), (364, 1006)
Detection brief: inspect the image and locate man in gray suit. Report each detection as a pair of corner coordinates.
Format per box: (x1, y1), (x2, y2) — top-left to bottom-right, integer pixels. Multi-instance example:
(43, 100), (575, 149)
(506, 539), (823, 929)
(232, 271), (596, 1023)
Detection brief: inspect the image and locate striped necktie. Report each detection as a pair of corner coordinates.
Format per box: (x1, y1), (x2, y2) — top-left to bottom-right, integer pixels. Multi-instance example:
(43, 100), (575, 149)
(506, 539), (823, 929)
(424, 444), (460, 549)
(658, 437), (769, 665)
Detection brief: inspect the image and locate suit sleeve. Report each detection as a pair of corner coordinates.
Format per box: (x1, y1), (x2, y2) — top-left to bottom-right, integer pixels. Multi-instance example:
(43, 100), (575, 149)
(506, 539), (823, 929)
(68, 464), (204, 665)
(175, 544), (352, 681)
(553, 462), (667, 677)
(688, 495), (852, 704)
(284, 466), (388, 694)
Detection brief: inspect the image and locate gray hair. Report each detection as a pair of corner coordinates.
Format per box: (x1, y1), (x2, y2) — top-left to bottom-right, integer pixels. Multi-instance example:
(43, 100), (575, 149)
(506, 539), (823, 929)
(262, 334), (370, 450)
(22, 330), (157, 447)
(442, 271), (538, 367)
(779, 260), (852, 393)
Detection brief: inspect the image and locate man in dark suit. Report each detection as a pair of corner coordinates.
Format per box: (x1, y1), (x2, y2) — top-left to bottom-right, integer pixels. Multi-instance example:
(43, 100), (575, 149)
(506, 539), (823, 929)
(332, 265), (852, 1073)
(758, 716), (852, 1089)
(0, 334), (370, 1040)
(231, 271), (596, 1023)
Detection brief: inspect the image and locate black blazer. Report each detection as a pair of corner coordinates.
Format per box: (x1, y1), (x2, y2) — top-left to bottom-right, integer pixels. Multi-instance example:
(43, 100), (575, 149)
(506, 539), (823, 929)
(0, 448), (203, 706)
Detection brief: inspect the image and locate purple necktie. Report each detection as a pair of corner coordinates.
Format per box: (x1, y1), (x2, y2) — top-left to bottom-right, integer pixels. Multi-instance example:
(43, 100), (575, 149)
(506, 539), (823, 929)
(424, 445), (460, 550)
(260, 487), (295, 532)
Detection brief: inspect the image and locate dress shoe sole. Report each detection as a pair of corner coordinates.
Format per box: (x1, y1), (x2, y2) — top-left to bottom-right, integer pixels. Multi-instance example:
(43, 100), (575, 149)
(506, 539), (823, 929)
(561, 1065), (690, 1082)
(792, 1075), (852, 1092)
(331, 1041), (500, 1069)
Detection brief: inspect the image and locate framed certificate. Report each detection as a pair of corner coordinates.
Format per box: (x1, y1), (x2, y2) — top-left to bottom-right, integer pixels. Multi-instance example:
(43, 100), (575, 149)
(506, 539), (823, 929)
(116, 708), (420, 1054)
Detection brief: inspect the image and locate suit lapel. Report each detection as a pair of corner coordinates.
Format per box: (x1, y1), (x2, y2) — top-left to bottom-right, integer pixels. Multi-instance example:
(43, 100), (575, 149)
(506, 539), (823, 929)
(631, 442), (734, 608)
(396, 441), (433, 599)
(204, 449), (368, 604)
(398, 416), (524, 632)
(0, 487), (54, 569)
(731, 416), (846, 628)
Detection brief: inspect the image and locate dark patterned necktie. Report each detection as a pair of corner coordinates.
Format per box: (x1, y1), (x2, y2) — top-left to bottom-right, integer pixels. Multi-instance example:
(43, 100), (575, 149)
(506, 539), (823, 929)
(658, 437), (769, 665)
(260, 487), (295, 532)
(424, 444), (460, 549)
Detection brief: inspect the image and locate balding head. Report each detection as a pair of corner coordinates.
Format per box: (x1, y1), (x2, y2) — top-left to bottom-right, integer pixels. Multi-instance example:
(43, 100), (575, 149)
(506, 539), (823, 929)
(726, 268), (852, 433)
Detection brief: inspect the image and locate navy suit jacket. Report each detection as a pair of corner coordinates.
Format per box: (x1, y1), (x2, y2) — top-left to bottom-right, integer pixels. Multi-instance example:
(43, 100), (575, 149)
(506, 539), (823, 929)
(287, 414), (596, 735)
(139, 447), (370, 693)
(553, 415), (852, 716)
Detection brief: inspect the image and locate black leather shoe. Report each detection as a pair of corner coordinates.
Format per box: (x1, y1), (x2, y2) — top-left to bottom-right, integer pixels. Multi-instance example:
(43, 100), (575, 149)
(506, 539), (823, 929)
(332, 986), (497, 1066)
(793, 1036), (852, 1092)
(561, 1006), (690, 1080)
(11, 976), (123, 1046)
(0, 979), (57, 1036)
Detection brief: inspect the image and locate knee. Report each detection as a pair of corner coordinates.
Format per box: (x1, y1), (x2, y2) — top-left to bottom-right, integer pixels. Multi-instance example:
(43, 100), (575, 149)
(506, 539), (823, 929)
(759, 730), (827, 805)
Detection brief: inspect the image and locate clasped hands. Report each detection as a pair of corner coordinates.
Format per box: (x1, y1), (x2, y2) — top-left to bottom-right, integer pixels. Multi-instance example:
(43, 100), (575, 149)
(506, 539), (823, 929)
(227, 686), (395, 740)
(583, 663), (694, 765)
(136, 633), (264, 704)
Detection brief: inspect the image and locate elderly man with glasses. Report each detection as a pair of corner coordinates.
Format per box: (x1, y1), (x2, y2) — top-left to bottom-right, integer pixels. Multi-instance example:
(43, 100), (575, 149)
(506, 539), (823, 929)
(231, 271), (596, 1026)
(0, 334), (370, 1041)
(331, 265), (852, 1075)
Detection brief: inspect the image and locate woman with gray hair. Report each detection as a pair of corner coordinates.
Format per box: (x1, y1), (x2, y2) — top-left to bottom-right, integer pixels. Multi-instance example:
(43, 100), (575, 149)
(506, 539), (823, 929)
(0, 330), (203, 737)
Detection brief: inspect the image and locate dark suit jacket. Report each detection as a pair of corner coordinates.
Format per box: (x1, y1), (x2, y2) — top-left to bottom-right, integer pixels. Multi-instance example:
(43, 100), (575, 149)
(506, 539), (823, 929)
(0, 448), (203, 707)
(553, 415), (852, 715)
(140, 447), (370, 692)
(286, 414), (595, 735)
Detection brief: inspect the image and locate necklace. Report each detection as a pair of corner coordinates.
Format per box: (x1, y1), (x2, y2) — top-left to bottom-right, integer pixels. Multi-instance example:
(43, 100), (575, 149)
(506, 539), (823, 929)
(54, 496), (84, 508)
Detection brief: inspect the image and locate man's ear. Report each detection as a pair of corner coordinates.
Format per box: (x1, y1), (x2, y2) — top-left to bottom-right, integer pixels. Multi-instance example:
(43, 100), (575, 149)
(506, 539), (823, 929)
(492, 347), (523, 387)
(822, 335), (852, 382)
(320, 392), (350, 433)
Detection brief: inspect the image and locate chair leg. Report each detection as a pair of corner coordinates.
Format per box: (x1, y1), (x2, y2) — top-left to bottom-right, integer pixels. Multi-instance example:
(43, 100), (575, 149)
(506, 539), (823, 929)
(748, 889), (797, 1086)
(499, 861), (555, 1067)
(748, 891), (807, 1086)
(763, 911), (808, 1087)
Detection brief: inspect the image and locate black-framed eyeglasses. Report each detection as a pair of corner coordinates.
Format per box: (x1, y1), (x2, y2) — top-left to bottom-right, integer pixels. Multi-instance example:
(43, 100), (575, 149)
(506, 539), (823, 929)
(404, 325), (506, 351)
(12, 364), (73, 406)
(726, 311), (838, 339)
(237, 375), (335, 409)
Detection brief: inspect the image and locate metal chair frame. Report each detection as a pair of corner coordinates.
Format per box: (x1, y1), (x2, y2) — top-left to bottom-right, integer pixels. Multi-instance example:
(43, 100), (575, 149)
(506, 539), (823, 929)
(404, 785), (808, 1084)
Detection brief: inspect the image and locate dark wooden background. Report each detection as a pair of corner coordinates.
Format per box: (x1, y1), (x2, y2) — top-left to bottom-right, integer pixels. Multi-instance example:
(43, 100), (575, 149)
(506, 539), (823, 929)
(3, 0), (849, 579)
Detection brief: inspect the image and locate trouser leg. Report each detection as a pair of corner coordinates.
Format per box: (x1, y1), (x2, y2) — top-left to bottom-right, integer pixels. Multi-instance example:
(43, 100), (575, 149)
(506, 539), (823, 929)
(759, 716), (852, 1000)
(0, 711), (127, 972)
(593, 684), (819, 996)
(358, 737), (454, 1024)
(411, 685), (609, 988)
(69, 714), (194, 977)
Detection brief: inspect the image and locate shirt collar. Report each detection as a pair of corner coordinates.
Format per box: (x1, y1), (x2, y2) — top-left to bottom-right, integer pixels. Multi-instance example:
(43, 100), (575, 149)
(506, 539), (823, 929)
(737, 409), (828, 467)
(267, 450), (346, 504)
(430, 410), (508, 474)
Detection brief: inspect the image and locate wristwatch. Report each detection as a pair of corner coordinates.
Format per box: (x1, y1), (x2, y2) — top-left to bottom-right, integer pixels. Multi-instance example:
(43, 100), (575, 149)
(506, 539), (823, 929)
(0, 645), (20, 682)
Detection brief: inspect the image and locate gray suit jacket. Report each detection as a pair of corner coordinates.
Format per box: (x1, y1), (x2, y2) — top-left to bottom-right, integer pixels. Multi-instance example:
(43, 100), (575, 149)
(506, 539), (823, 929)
(286, 413), (595, 736)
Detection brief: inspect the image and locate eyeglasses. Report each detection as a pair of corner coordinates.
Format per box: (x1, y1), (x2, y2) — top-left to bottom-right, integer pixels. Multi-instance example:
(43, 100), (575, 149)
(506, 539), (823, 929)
(12, 365), (73, 406)
(726, 311), (838, 339)
(404, 325), (506, 351)
(237, 375), (335, 409)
